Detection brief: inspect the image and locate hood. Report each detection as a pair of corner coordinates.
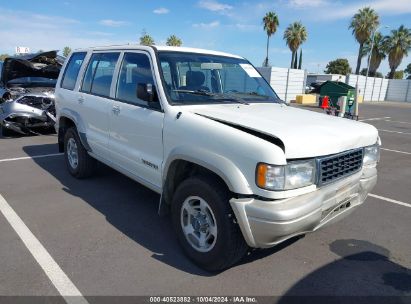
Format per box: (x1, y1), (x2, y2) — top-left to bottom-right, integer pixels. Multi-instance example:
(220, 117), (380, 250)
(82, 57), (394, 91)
(1, 51), (64, 86)
(187, 103), (378, 158)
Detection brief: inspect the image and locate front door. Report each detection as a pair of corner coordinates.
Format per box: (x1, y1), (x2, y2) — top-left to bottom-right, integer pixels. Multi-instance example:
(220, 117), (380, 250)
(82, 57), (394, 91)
(109, 51), (164, 190)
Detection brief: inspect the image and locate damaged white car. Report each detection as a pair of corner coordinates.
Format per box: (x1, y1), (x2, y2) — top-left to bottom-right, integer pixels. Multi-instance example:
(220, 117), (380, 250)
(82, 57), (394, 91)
(0, 51), (63, 136)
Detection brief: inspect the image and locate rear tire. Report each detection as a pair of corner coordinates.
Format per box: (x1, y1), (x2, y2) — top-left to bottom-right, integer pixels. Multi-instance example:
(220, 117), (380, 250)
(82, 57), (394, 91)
(171, 175), (248, 271)
(64, 127), (96, 178)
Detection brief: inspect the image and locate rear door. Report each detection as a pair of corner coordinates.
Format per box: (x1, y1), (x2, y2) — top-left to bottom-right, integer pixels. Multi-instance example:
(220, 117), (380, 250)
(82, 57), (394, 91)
(78, 52), (120, 159)
(109, 51), (164, 191)
(57, 51), (87, 130)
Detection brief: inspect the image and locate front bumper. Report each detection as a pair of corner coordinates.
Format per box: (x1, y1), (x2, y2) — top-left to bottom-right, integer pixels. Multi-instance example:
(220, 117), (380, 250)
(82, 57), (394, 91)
(1, 116), (53, 134)
(230, 167), (377, 248)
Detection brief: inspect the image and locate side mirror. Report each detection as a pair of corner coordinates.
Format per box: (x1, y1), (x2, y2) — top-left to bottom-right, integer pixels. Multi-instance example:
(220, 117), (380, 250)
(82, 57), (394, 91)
(137, 83), (161, 110)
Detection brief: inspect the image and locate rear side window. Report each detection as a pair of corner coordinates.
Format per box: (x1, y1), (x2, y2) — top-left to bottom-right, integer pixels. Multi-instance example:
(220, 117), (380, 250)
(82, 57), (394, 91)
(81, 52), (120, 97)
(61, 52), (86, 90)
(116, 52), (156, 106)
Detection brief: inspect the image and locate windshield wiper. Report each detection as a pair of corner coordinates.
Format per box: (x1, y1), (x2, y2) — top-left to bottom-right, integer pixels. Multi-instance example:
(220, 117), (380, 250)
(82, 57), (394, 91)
(172, 89), (213, 96)
(172, 89), (249, 105)
(217, 92), (249, 105)
(236, 91), (268, 98)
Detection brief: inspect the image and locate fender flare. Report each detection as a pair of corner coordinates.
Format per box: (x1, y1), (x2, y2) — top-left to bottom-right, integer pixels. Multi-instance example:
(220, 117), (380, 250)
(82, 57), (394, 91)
(58, 108), (91, 151)
(58, 108), (87, 133)
(163, 145), (252, 195)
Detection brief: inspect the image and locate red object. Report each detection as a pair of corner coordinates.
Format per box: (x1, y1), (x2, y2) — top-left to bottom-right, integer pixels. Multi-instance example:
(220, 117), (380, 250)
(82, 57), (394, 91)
(321, 96), (329, 109)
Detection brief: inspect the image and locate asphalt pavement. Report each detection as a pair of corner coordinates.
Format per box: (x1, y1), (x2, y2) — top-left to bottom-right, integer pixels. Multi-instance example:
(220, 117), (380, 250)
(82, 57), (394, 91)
(0, 102), (410, 303)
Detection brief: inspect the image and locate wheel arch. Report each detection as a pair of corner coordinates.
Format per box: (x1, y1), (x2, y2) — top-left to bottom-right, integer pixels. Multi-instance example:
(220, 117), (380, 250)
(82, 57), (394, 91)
(58, 112), (90, 153)
(160, 147), (252, 214)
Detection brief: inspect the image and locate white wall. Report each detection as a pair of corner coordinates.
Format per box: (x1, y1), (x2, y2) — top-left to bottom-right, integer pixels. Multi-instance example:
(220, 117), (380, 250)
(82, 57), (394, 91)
(386, 79), (411, 102)
(258, 68), (411, 103)
(346, 74), (388, 102)
(257, 67), (306, 103)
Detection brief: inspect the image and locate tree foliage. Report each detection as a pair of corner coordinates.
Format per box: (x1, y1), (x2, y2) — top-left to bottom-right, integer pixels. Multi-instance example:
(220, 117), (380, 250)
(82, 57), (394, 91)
(166, 35), (182, 46)
(349, 7), (379, 74)
(386, 70), (404, 79)
(140, 34), (155, 46)
(324, 58), (352, 75)
(0, 54), (10, 61)
(405, 63), (411, 78)
(360, 68), (383, 78)
(362, 32), (386, 76)
(62, 46), (72, 57)
(384, 25), (411, 79)
(283, 21), (307, 68)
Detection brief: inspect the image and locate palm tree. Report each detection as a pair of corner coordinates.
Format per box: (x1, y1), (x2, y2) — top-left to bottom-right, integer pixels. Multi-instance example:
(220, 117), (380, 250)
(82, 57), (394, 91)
(140, 34), (155, 46)
(349, 7), (379, 75)
(166, 35), (182, 46)
(362, 32), (386, 77)
(62, 46), (72, 57)
(384, 25), (411, 79)
(283, 21), (307, 68)
(293, 51), (298, 69)
(262, 11), (279, 67)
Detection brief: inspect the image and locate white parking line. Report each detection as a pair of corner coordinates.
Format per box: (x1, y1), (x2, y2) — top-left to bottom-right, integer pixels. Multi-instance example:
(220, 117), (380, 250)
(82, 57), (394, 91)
(0, 153), (63, 163)
(0, 194), (89, 304)
(369, 193), (411, 208)
(384, 119), (411, 125)
(381, 148), (411, 155)
(378, 129), (411, 135)
(359, 116), (391, 121)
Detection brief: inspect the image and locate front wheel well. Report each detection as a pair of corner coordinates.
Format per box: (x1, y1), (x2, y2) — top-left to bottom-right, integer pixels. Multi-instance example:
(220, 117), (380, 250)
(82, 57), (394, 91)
(162, 160), (230, 209)
(58, 117), (76, 152)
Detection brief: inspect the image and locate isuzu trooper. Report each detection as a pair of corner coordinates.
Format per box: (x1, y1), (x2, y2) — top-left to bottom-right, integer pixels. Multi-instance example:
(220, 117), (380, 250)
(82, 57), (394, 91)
(55, 46), (379, 271)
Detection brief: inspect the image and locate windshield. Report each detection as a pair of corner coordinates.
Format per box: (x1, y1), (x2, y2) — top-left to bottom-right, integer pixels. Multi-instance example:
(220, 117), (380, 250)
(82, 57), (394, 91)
(157, 51), (281, 105)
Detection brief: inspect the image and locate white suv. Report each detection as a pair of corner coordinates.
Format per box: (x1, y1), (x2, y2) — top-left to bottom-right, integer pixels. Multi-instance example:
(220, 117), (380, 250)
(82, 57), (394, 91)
(55, 45), (379, 271)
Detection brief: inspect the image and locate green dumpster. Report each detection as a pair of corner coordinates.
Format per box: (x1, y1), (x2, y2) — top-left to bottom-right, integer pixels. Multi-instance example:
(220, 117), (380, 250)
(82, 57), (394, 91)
(319, 81), (355, 112)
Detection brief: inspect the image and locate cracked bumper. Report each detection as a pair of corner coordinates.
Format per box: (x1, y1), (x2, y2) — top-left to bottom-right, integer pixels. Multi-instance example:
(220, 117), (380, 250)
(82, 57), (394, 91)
(230, 167), (377, 248)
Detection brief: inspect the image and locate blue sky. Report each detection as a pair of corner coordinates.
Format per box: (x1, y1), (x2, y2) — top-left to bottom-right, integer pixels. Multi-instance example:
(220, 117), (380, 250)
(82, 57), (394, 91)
(1, 0), (410, 74)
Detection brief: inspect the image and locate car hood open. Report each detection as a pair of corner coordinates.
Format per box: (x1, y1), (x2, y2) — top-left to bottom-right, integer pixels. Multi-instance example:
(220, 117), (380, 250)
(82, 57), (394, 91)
(187, 103), (379, 158)
(1, 51), (64, 86)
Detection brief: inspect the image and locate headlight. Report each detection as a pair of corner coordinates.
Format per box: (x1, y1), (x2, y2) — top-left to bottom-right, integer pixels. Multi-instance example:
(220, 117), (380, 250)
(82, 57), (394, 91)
(363, 144), (380, 167)
(256, 160), (316, 190)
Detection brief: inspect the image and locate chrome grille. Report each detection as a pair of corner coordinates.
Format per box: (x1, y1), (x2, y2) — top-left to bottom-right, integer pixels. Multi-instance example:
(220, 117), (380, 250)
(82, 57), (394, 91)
(318, 149), (363, 186)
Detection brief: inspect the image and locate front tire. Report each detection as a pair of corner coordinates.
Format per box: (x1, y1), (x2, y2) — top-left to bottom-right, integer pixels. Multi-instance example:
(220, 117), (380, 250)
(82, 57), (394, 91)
(64, 127), (96, 178)
(171, 175), (248, 271)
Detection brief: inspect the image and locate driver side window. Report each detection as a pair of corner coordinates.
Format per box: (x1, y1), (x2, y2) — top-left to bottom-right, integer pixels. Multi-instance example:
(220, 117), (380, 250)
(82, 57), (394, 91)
(116, 52), (157, 106)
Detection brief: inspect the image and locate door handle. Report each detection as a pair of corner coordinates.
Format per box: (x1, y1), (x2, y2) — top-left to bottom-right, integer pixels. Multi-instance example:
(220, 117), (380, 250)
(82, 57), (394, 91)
(78, 96), (85, 104)
(112, 105), (120, 115)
